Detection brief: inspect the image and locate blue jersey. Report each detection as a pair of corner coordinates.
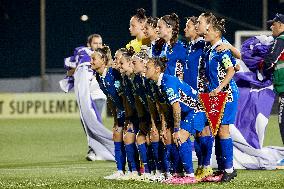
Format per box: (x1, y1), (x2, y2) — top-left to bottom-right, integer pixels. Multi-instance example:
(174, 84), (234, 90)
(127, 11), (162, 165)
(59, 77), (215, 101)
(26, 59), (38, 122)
(184, 37), (206, 91)
(153, 40), (187, 78)
(96, 67), (124, 111)
(206, 39), (239, 124)
(157, 73), (205, 133)
(132, 74), (148, 109)
(202, 37), (232, 92)
(145, 79), (165, 103)
(157, 73), (203, 114)
(122, 75), (136, 110)
(206, 41), (238, 94)
(144, 79), (155, 101)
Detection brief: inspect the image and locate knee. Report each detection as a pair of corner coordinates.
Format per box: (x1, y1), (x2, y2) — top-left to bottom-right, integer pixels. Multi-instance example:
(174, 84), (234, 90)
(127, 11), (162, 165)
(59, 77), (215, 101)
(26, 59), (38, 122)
(201, 126), (211, 136)
(163, 130), (172, 145)
(136, 132), (146, 144)
(123, 132), (135, 144)
(113, 126), (123, 141)
(150, 128), (159, 142)
(179, 129), (190, 143)
(218, 125), (230, 138)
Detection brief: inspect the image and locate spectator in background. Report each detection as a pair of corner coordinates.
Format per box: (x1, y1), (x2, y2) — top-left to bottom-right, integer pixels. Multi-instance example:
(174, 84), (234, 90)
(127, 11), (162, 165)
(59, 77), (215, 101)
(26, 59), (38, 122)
(62, 34), (114, 161)
(87, 34), (103, 50)
(264, 13), (284, 145)
(89, 78), (106, 118)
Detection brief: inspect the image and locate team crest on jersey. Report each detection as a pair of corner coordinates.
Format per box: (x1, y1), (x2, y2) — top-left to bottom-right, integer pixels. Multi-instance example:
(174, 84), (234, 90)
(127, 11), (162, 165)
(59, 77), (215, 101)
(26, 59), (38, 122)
(114, 80), (121, 89)
(166, 88), (177, 101)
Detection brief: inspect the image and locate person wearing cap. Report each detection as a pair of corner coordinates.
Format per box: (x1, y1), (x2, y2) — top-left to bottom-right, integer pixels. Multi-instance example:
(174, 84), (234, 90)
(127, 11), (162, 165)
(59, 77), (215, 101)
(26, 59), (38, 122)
(264, 13), (284, 145)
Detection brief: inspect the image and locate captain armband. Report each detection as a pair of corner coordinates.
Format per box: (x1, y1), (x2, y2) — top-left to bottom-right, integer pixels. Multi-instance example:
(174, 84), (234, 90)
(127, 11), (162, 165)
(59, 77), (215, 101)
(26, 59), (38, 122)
(222, 54), (233, 69)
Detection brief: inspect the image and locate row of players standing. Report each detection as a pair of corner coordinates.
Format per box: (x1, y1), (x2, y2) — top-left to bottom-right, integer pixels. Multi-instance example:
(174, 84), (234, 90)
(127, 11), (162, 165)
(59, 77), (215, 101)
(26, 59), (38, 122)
(90, 9), (241, 184)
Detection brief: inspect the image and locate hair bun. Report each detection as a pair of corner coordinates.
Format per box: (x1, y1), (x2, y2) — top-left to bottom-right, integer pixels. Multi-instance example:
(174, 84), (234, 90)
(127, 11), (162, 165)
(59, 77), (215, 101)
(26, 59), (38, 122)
(137, 8), (146, 16)
(219, 18), (225, 27)
(170, 13), (179, 20)
(217, 18), (226, 34)
(101, 45), (110, 54)
(135, 8), (146, 21)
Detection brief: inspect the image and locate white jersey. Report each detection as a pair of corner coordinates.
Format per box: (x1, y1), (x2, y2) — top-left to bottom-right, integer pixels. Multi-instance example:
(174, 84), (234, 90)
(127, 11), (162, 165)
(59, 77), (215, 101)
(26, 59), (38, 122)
(90, 76), (107, 100)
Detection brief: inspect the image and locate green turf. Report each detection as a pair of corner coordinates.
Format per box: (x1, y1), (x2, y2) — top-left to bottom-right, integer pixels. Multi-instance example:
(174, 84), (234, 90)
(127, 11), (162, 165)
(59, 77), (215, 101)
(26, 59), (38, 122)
(264, 115), (283, 147)
(0, 116), (283, 188)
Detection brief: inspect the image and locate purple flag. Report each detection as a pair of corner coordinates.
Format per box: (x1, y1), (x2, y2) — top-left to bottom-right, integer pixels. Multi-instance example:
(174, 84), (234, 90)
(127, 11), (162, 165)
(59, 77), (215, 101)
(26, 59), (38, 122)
(234, 35), (275, 149)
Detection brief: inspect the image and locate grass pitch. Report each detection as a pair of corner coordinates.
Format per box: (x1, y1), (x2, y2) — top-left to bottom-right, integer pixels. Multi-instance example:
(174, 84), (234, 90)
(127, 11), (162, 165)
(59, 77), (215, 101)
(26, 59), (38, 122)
(0, 116), (283, 188)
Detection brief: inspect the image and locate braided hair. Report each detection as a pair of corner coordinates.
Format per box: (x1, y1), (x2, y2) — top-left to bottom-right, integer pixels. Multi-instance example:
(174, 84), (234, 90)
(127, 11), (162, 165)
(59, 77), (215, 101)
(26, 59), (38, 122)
(161, 13), (180, 46)
(146, 16), (159, 28)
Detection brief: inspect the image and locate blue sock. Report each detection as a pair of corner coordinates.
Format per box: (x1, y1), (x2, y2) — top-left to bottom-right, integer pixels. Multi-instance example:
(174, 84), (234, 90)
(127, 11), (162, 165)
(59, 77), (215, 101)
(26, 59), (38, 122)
(200, 136), (214, 167)
(178, 142), (194, 174)
(134, 145), (140, 171)
(170, 144), (182, 173)
(215, 136), (224, 170)
(147, 144), (156, 172)
(194, 138), (203, 167)
(125, 143), (138, 172)
(162, 144), (171, 173)
(151, 142), (162, 171)
(127, 159), (132, 172)
(138, 143), (150, 173)
(220, 138), (233, 169)
(158, 142), (165, 172)
(121, 143), (126, 171)
(114, 142), (126, 171)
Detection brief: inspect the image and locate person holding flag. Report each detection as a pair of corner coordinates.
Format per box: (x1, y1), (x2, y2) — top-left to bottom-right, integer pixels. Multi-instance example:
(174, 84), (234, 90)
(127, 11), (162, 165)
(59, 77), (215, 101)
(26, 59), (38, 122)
(203, 15), (239, 182)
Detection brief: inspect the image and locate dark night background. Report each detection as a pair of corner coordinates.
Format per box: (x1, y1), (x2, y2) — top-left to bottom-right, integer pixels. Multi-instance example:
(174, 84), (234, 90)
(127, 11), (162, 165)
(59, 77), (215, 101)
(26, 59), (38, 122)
(0, 0), (283, 78)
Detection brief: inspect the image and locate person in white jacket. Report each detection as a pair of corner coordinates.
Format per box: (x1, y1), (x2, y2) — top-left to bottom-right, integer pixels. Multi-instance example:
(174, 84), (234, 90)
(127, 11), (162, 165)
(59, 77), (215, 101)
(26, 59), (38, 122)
(90, 77), (107, 118)
(60, 34), (115, 162)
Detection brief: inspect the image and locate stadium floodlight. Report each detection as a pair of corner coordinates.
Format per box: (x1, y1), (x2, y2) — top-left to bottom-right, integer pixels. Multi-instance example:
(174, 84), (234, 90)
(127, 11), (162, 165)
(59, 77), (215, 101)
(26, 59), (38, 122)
(80, 15), (89, 22)
(234, 30), (272, 50)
